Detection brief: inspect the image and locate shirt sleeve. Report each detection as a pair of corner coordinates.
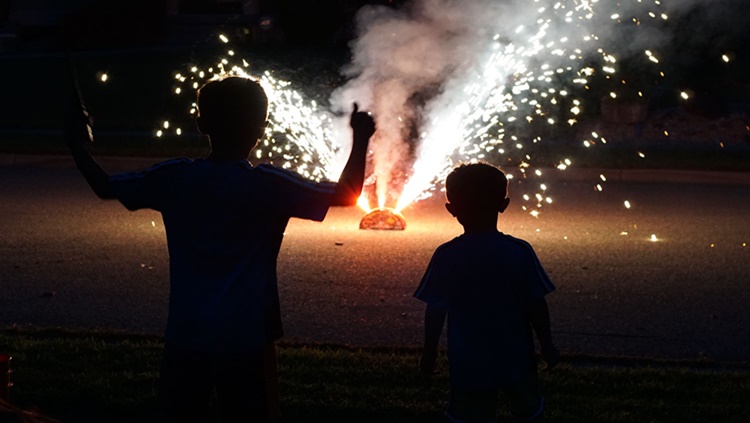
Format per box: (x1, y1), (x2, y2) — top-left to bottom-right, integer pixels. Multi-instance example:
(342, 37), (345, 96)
(108, 159), (189, 212)
(413, 245), (451, 311)
(524, 243), (556, 302)
(256, 164), (335, 222)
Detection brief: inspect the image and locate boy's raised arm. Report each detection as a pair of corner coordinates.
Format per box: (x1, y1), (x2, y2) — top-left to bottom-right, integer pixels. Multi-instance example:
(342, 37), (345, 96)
(65, 67), (115, 200)
(329, 103), (375, 206)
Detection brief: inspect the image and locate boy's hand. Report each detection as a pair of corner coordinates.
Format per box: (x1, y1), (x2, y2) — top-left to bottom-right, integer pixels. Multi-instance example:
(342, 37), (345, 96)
(66, 58), (94, 144)
(350, 103), (375, 141)
(419, 349), (438, 375)
(66, 98), (94, 143)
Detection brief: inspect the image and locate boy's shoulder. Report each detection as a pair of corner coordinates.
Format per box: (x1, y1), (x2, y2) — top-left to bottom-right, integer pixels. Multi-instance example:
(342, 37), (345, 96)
(153, 157), (195, 170)
(254, 163), (336, 192)
(500, 232), (535, 249)
(254, 163), (305, 179)
(110, 157), (193, 181)
(444, 231), (534, 247)
(434, 232), (538, 258)
(433, 235), (463, 254)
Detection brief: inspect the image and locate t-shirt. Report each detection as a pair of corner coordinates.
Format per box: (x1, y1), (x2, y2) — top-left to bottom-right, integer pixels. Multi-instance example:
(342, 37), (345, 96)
(109, 158), (334, 353)
(414, 231), (555, 389)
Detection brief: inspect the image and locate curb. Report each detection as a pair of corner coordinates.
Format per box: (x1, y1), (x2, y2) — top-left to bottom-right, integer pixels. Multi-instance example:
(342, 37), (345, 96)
(2, 153), (750, 185)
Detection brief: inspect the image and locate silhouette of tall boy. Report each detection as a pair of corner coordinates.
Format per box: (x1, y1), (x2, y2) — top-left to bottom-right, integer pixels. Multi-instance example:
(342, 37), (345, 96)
(415, 163), (559, 423)
(66, 76), (375, 422)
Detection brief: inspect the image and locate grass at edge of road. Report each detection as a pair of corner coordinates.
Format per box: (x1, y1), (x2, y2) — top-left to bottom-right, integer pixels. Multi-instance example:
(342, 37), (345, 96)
(0, 327), (749, 423)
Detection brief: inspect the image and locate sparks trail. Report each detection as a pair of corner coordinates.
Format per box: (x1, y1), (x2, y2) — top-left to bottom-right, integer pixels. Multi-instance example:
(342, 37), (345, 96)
(160, 49), (345, 184)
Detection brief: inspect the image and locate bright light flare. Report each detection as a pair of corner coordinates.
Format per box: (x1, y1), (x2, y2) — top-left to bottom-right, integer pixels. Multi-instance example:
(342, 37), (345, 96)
(357, 195), (371, 212)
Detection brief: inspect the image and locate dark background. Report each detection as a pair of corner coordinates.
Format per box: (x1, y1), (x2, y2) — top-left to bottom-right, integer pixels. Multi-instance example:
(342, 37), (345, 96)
(0, 0), (749, 156)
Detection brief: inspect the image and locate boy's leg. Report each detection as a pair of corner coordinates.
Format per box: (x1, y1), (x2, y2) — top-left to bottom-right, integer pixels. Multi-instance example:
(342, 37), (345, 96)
(502, 368), (544, 422)
(158, 345), (214, 423)
(445, 388), (497, 423)
(215, 342), (278, 422)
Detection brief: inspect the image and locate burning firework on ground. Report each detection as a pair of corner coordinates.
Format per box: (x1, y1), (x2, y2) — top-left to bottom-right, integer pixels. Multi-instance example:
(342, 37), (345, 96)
(359, 207), (407, 230)
(152, 0), (731, 230)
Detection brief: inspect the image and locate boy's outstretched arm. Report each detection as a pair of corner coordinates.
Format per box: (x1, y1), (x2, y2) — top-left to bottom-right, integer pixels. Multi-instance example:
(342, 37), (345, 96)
(529, 298), (560, 368)
(329, 103), (375, 206)
(65, 74), (115, 200)
(420, 304), (446, 375)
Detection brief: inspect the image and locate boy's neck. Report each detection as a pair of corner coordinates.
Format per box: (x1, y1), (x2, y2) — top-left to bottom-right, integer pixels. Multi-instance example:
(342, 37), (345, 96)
(207, 149), (250, 162)
(455, 210), (500, 235)
(461, 221), (499, 235)
(206, 135), (256, 162)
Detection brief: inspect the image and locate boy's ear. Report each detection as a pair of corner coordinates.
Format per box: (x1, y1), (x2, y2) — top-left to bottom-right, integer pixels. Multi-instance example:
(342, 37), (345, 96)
(445, 202), (457, 217)
(498, 197), (510, 213)
(196, 116), (208, 135)
(252, 124), (266, 141)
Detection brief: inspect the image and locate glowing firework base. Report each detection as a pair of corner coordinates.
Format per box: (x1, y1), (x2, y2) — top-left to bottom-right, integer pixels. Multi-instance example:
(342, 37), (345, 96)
(359, 208), (406, 231)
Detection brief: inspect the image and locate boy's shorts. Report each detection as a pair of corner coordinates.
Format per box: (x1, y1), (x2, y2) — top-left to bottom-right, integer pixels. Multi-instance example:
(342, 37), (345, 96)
(445, 370), (543, 423)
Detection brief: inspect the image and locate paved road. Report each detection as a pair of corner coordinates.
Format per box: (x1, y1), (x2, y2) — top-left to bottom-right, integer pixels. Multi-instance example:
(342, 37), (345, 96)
(1, 158), (749, 362)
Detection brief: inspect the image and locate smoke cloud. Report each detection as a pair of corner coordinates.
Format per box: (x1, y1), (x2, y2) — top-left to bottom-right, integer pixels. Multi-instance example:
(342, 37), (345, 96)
(331, 0), (748, 209)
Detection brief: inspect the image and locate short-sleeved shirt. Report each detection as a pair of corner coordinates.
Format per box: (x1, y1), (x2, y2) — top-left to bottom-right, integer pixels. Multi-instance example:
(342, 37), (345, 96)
(109, 158), (334, 353)
(414, 231), (555, 389)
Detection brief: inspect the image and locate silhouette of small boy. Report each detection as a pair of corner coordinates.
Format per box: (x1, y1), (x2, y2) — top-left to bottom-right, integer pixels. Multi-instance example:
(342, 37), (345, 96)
(414, 162), (559, 423)
(66, 75), (375, 422)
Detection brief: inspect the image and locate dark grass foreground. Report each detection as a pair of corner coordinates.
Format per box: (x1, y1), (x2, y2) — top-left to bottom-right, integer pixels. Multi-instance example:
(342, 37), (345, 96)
(1, 328), (748, 423)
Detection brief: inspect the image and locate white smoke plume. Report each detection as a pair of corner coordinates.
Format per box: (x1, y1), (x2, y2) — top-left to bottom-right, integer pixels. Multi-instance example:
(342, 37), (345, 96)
(331, 0), (748, 211)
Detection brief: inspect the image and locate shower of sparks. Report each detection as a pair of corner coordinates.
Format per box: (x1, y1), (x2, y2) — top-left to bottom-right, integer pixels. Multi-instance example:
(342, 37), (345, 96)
(391, 0), (670, 214)
(159, 0), (679, 217)
(161, 54), (344, 183)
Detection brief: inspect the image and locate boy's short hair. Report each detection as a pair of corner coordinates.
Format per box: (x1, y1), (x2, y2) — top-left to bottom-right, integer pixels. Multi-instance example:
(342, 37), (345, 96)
(445, 162), (508, 208)
(197, 76), (268, 130)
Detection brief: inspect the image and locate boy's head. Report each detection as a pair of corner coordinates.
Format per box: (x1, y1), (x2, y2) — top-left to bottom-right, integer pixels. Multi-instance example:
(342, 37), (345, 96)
(444, 162), (510, 225)
(196, 76), (268, 153)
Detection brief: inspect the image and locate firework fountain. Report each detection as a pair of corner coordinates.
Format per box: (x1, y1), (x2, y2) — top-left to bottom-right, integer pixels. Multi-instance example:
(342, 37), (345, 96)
(153, 0), (735, 230)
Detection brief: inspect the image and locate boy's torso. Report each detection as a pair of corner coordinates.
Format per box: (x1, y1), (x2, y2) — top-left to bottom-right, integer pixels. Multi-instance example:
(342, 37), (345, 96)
(421, 231), (553, 388)
(110, 158), (333, 353)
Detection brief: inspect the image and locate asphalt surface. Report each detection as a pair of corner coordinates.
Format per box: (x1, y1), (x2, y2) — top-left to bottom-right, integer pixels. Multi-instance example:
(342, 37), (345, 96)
(1, 155), (749, 363)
